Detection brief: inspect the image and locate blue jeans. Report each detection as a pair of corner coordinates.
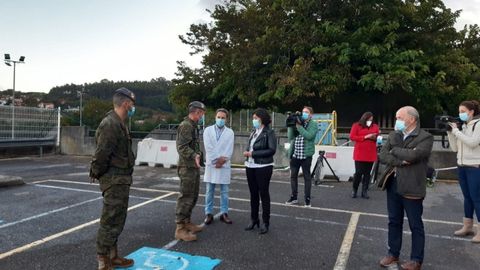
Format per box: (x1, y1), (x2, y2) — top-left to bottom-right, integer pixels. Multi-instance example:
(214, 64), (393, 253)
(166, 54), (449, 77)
(458, 167), (480, 221)
(204, 183), (229, 215)
(386, 178), (425, 263)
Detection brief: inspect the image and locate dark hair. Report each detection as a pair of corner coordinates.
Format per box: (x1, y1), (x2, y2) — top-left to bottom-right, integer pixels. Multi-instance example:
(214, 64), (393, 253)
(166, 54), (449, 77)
(358, 112), (373, 128)
(303, 106), (314, 114)
(216, 108), (229, 118)
(113, 93), (131, 107)
(252, 108), (271, 126)
(460, 100), (480, 116)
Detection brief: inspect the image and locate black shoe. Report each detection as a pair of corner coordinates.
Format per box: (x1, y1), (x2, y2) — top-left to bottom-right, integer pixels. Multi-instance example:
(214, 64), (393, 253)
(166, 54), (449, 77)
(304, 197), (311, 207)
(259, 223), (269, 234)
(220, 213), (233, 224)
(245, 220), (259, 231)
(285, 196), (298, 205)
(361, 188), (370, 199)
(204, 214), (213, 225)
(351, 191), (357, 198)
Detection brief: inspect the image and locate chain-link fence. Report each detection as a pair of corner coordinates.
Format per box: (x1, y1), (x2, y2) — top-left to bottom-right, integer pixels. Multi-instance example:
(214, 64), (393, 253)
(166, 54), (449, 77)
(0, 106), (59, 141)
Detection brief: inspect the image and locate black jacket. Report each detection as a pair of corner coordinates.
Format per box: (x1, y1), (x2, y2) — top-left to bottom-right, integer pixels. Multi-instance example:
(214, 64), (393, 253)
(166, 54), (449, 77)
(378, 126), (433, 198)
(246, 127), (277, 164)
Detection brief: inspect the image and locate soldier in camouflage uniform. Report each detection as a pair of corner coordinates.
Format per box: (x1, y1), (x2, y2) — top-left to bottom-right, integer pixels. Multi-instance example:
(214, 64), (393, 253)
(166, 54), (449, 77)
(90, 87), (136, 270)
(175, 101), (206, 241)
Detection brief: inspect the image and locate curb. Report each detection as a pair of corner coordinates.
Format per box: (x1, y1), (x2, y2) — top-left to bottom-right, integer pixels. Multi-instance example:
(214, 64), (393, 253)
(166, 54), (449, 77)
(0, 175), (25, 187)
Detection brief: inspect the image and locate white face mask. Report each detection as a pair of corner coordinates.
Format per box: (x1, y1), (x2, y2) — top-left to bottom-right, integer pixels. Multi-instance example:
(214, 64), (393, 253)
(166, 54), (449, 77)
(366, 120), (372, 127)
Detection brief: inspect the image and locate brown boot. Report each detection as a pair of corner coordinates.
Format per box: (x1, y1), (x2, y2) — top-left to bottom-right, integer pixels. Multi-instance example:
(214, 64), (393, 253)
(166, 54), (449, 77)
(472, 223), (480, 243)
(185, 221), (203, 233)
(110, 245), (134, 268)
(175, 224), (197, 241)
(97, 255), (113, 270)
(379, 255), (399, 267)
(454, 218), (474, 236)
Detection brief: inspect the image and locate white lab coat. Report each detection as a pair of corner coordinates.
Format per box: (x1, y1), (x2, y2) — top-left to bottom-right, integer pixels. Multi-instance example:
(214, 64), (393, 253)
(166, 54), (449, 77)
(203, 124), (234, 184)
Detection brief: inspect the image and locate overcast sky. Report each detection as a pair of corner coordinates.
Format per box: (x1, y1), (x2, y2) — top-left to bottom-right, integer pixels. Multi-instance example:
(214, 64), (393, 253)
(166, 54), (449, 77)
(0, 0), (478, 93)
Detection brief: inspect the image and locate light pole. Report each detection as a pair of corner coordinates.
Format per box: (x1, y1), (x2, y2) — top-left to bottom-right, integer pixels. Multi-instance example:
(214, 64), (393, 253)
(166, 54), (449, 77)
(4, 54), (26, 139)
(78, 85), (84, 127)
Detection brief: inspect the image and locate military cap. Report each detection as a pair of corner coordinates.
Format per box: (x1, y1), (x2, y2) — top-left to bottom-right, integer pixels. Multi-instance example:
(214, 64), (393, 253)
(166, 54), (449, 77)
(188, 101), (206, 111)
(115, 87), (136, 103)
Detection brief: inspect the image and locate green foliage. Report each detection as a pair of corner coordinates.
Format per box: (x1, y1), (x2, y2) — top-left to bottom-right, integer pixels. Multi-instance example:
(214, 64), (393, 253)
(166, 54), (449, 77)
(46, 77), (174, 112)
(82, 98), (113, 129)
(171, 0), (480, 116)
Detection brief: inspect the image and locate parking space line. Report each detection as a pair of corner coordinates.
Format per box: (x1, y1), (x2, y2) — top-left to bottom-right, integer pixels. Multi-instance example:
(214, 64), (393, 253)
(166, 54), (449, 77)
(33, 184), (153, 200)
(30, 180), (463, 226)
(333, 213), (360, 270)
(0, 197), (102, 230)
(0, 191), (177, 260)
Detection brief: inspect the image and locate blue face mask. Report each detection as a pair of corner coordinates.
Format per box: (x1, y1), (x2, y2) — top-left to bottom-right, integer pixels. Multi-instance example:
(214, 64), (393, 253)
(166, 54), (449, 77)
(198, 115), (205, 125)
(215, 118), (225, 128)
(302, 112), (309, 120)
(252, 119), (261, 129)
(127, 106), (135, 118)
(459, 112), (469, 122)
(395, 120), (406, 131)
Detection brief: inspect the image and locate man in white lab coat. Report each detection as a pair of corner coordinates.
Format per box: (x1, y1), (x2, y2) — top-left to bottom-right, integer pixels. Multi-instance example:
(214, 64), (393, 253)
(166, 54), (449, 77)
(203, 108), (235, 225)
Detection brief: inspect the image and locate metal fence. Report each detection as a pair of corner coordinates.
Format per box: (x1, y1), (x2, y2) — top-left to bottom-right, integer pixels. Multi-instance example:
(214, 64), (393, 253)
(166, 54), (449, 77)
(0, 106), (60, 144)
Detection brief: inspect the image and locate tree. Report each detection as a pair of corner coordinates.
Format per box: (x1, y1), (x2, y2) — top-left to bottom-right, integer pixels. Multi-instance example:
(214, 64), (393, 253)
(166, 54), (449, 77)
(82, 98), (113, 129)
(172, 0), (480, 118)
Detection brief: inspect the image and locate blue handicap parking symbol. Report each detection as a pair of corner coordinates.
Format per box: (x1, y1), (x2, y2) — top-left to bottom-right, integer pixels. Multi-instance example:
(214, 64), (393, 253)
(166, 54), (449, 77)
(124, 247), (221, 270)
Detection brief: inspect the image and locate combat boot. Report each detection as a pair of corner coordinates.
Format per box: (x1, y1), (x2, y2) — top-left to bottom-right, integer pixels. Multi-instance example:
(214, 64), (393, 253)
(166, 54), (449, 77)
(454, 218), (474, 236)
(175, 224), (197, 241)
(110, 245), (134, 268)
(97, 255), (113, 270)
(185, 220), (203, 233)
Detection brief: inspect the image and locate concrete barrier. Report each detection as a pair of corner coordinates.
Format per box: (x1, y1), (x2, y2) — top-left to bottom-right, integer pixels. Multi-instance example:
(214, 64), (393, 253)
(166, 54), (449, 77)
(135, 139), (178, 168)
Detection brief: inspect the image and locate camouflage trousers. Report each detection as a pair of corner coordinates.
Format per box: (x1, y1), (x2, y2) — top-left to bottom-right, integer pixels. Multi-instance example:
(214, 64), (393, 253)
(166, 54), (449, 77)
(96, 177), (131, 255)
(175, 166), (200, 224)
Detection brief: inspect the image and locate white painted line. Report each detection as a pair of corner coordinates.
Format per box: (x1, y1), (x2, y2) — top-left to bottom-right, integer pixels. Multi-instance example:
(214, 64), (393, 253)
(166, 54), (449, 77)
(334, 213), (360, 270)
(66, 172), (89, 176)
(0, 191), (177, 260)
(30, 179), (463, 226)
(0, 197), (102, 230)
(31, 179), (175, 193)
(33, 184), (154, 200)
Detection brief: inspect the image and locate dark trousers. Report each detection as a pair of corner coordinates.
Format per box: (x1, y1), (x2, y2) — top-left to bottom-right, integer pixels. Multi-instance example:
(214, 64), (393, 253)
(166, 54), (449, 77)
(290, 157), (312, 199)
(246, 166), (273, 224)
(353, 161), (374, 191)
(458, 167), (480, 221)
(386, 178), (425, 262)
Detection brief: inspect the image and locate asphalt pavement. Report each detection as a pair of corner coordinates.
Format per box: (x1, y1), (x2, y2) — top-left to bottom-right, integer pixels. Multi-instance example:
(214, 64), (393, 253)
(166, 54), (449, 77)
(0, 155), (479, 270)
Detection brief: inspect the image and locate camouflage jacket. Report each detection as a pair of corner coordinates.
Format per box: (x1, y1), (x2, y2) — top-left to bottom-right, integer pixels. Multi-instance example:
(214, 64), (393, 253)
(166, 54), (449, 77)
(90, 110), (135, 179)
(176, 117), (202, 168)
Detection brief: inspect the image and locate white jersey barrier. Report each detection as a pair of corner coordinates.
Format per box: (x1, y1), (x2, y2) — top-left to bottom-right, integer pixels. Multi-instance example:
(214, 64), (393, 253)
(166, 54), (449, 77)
(135, 138), (178, 168)
(310, 145), (355, 181)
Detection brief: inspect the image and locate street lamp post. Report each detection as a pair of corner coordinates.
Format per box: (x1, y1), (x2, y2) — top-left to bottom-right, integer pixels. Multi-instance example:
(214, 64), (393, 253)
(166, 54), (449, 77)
(78, 85), (84, 127)
(4, 54), (26, 139)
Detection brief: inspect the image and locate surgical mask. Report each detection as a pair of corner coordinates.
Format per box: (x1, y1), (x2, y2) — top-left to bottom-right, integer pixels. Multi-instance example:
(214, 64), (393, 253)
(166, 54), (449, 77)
(252, 119), (261, 129)
(302, 112), (309, 120)
(127, 106), (135, 118)
(366, 120), (372, 127)
(459, 112), (469, 122)
(198, 115), (205, 125)
(215, 118), (225, 128)
(394, 120), (406, 131)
